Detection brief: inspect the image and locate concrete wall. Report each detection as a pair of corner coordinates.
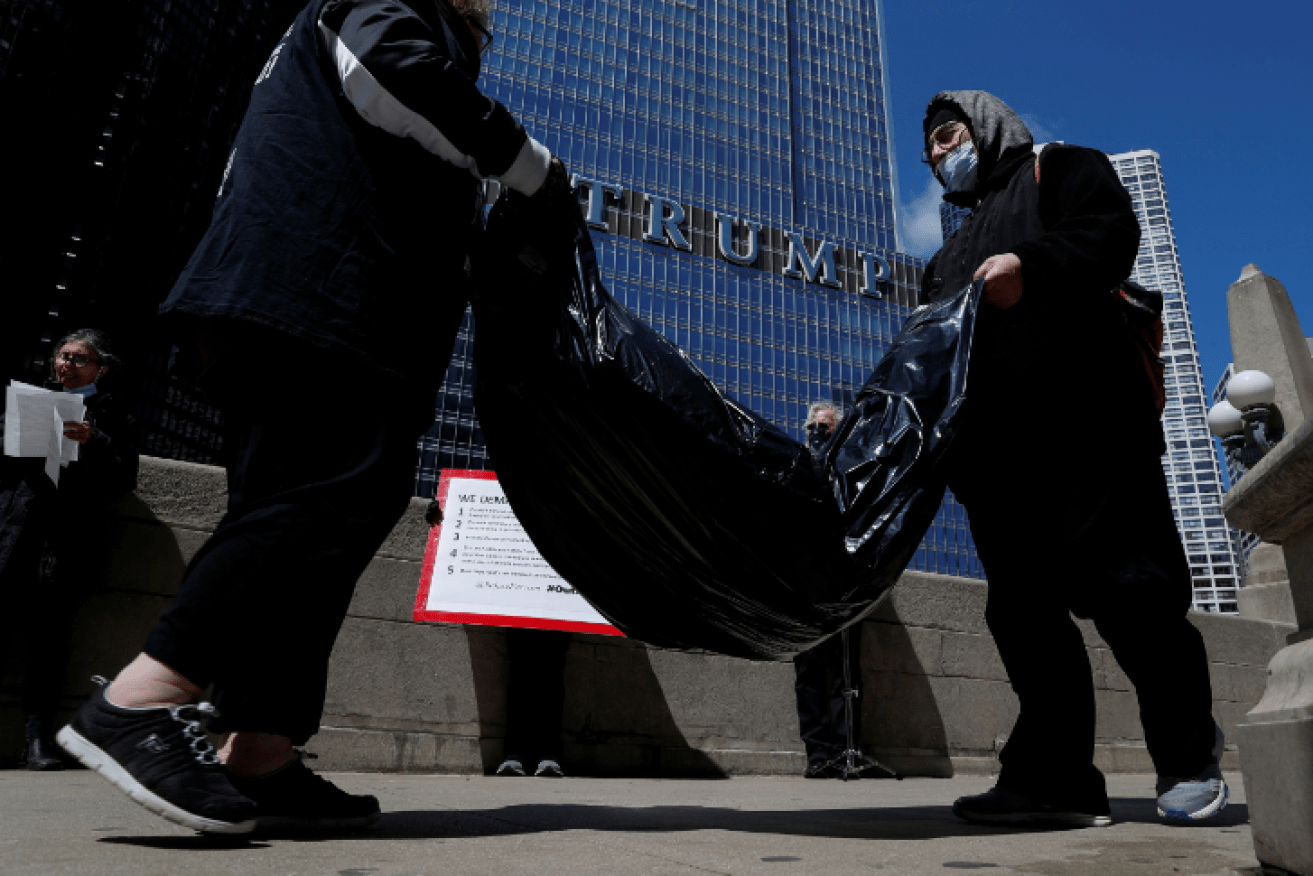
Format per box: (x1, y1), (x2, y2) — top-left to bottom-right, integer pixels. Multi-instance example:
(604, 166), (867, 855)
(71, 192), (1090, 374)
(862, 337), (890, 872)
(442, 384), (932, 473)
(1, 456), (1291, 776)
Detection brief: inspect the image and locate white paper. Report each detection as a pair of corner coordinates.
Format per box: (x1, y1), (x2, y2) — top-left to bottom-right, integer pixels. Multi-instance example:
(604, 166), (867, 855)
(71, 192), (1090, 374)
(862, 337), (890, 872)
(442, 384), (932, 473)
(4, 380), (87, 486)
(51, 395), (85, 464)
(421, 475), (616, 629)
(45, 407), (63, 487)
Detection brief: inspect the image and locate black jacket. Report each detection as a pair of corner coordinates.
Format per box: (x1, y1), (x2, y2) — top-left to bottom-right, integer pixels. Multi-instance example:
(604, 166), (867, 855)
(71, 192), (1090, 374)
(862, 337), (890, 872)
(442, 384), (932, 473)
(919, 91), (1153, 441)
(160, 0), (550, 385)
(0, 388), (140, 578)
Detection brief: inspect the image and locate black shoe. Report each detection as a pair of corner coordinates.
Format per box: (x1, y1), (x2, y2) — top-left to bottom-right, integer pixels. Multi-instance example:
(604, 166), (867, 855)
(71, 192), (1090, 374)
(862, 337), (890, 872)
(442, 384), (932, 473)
(19, 735), (66, 771)
(952, 785), (1112, 828)
(231, 753), (380, 834)
(56, 679), (257, 834)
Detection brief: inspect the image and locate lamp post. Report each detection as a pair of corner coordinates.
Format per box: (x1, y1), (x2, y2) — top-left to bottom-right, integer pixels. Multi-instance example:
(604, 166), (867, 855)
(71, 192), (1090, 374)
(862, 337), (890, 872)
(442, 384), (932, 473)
(1208, 370), (1284, 477)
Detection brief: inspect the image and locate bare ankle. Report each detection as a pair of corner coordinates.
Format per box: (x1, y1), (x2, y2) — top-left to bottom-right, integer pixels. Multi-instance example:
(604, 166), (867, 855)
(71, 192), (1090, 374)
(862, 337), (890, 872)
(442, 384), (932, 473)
(105, 654), (203, 709)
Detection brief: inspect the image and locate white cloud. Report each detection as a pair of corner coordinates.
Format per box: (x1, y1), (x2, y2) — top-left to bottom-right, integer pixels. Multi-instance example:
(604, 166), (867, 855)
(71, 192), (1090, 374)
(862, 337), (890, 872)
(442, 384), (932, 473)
(898, 176), (946, 259)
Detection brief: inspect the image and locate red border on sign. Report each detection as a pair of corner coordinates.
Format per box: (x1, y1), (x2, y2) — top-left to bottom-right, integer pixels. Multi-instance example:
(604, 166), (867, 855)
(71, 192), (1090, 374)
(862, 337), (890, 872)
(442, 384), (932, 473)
(413, 469), (623, 636)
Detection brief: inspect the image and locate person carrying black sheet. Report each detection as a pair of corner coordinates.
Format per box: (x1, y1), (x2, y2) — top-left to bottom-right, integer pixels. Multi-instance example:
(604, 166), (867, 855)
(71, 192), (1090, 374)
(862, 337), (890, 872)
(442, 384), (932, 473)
(57, 0), (571, 835)
(919, 90), (1225, 827)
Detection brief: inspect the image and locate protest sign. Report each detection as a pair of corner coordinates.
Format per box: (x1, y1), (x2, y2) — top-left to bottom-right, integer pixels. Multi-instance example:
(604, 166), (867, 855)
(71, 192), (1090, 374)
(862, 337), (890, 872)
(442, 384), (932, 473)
(415, 470), (623, 635)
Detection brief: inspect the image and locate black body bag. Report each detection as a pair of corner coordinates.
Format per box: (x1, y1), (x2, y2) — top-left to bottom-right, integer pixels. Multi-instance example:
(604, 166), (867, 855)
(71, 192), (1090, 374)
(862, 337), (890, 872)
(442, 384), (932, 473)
(468, 194), (980, 660)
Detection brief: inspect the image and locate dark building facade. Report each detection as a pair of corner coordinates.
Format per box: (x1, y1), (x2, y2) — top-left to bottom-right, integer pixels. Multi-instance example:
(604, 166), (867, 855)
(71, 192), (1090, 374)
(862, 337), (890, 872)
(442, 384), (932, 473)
(0, 0), (303, 462)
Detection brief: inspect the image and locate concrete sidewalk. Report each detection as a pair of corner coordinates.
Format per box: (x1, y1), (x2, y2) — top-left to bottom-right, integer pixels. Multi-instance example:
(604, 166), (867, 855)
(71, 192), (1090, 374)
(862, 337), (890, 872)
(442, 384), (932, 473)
(0, 770), (1260, 875)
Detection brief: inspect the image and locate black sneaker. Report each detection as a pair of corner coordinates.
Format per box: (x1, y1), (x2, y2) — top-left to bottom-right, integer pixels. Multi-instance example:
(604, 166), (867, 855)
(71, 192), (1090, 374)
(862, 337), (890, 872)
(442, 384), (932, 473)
(56, 679), (257, 834)
(952, 785), (1112, 828)
(230, 753), (380, 834)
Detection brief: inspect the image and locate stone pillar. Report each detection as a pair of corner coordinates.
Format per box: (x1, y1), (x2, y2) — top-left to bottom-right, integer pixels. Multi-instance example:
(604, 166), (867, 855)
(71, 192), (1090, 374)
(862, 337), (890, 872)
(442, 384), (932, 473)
(1237, 543), (1296, 625)
(1227, 264), (1313, 426)
(1224, 266), (1313, 875)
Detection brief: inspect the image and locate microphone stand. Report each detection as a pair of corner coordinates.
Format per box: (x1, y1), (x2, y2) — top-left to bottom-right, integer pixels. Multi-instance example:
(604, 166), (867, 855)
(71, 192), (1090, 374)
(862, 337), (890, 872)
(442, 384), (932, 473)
(826, 627), (902, 782)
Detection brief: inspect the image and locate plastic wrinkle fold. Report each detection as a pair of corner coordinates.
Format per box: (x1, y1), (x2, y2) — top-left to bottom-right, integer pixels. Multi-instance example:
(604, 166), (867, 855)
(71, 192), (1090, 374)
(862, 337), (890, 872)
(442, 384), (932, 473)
(470, 194), (981, 660)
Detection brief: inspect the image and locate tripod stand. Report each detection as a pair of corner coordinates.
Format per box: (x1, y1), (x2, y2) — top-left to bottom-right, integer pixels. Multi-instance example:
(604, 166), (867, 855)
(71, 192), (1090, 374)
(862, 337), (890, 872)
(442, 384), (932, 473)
(824, 627), (902, 782)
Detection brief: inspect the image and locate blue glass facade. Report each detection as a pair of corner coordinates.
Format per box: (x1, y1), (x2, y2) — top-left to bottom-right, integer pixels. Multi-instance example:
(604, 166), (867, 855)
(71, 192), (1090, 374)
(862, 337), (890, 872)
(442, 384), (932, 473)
(416, 0), (981, 579)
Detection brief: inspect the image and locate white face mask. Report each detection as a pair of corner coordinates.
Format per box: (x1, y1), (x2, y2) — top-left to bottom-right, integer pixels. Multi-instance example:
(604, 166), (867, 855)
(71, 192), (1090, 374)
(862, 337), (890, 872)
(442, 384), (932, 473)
(937, 141), (979, 194)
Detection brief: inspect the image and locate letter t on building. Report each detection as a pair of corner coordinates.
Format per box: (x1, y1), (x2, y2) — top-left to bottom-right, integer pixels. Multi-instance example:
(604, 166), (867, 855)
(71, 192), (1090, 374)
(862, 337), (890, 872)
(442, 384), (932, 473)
(572, 176), (622, 230)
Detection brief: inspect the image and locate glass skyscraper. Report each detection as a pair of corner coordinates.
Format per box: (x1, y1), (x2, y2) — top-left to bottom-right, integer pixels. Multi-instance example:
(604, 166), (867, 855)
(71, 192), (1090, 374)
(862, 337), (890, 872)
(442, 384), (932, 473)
(1110, 149), (1239, 613)
(416, 0), (982, 579)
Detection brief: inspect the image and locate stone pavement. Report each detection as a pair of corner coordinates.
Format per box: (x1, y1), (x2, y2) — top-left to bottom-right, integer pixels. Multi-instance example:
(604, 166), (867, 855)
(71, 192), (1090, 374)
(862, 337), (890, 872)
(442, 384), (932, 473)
(0, 770), (1260, 875)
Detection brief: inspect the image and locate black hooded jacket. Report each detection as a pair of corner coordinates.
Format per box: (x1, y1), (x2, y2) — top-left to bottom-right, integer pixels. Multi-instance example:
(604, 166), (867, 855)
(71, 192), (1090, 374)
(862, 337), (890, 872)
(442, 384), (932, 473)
(919, 91), (1154, 439)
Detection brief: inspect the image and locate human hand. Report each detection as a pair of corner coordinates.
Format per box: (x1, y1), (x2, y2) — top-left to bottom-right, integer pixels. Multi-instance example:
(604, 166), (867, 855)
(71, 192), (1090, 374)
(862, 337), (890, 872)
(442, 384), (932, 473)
(63, 420), (95, 444)
(973, 253), (1024, 309)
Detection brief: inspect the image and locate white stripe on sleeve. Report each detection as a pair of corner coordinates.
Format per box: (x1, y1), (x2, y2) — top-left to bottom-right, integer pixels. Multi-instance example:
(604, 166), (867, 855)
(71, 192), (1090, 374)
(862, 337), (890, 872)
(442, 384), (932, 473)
(319, 19), (483, 178)
(498, 134), (551, 196)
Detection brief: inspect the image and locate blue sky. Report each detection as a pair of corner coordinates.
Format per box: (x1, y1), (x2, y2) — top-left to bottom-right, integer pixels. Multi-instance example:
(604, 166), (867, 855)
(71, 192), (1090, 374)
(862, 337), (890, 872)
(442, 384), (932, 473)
(881, 0), (1311, 393)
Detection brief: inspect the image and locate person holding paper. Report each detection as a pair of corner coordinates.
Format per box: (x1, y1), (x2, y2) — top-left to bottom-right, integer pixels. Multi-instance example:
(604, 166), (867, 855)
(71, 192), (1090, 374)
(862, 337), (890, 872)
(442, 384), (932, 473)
(1, 329), (138, 770)
(55, 0), (574, 836)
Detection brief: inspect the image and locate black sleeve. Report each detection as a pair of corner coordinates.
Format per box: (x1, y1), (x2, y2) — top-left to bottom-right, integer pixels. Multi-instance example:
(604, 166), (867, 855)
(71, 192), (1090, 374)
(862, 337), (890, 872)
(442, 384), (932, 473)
(78, 403), (140, 500)
(318, 0), (551, 194)
(919, 250), (941, 306)
(1009, 146), (1140, 300)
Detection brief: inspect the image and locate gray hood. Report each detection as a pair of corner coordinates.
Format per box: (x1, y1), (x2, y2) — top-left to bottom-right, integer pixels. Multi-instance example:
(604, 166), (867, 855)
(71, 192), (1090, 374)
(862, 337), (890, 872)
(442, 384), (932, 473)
(923, 91), (1033, 202)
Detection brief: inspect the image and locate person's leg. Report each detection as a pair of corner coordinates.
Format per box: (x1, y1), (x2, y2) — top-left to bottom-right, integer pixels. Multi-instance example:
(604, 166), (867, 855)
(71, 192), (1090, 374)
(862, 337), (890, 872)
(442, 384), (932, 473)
(1082, 454), (1217, 782)
(794, 635), (844, 772)
(945, 437), (1111, 818)
(503, 628), (572, 771)
(61, 355), (426, 832)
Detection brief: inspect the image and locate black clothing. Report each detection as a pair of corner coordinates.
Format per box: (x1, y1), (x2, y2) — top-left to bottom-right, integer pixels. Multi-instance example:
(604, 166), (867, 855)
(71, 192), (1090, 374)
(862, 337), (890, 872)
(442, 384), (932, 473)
(144, 361), (426, 744)
(920, 91), (1216, 810)
(792, 624), (862, 767)
(923, 140), (1154, 451)
(949, 437), (1214, 810)
(160, 0), (549, 388)
(0, 388), (139, 727)
(503, 627), (571, 768)
(143, 0), (550, 744)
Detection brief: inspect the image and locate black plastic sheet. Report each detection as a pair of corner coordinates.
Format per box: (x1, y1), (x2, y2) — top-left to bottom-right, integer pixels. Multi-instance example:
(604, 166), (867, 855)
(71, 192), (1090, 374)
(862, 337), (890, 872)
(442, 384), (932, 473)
(469, 195), (979, 660)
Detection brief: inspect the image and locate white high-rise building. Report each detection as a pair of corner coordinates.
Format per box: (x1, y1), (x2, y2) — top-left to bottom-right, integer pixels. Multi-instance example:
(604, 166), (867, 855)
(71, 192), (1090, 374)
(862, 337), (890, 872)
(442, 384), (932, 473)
(1110, 150), (1240, 614)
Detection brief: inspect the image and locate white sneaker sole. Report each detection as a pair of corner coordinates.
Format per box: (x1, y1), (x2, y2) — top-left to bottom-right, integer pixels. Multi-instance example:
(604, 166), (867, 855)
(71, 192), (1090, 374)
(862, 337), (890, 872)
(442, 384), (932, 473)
(1159, 782), (1228, 822)
(56, 725), (256, 835)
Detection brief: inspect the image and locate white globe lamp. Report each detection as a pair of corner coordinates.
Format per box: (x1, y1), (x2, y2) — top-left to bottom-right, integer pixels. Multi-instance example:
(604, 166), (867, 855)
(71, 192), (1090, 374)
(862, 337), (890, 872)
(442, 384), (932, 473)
(1227, 370), (1277, 410)
(1207, 400), (1243, 437)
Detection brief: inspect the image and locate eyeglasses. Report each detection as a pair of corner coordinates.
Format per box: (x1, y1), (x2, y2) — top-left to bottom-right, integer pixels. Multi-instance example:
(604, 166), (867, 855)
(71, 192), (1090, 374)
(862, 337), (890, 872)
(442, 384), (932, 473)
(921, 121), (968, 164)
(56, 351), (100, 368)
(469, 20), (493, 57)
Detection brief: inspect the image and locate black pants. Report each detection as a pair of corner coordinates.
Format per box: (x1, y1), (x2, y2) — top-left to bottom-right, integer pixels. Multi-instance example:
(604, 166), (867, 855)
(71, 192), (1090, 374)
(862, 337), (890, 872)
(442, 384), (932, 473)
(503, 627), (571, 766)
(793, 624), (862, 766)
(947, 428), (1216, 811)
(143, 369), (427, 745)
(0, 522), (82, 732)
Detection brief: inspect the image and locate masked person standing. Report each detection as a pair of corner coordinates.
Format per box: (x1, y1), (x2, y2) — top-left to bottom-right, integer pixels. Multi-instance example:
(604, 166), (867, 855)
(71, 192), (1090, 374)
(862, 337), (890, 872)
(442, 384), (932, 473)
(57, 0), (571, 835)
(920, 91), (1225, 827)
(792, 402), (864, 778)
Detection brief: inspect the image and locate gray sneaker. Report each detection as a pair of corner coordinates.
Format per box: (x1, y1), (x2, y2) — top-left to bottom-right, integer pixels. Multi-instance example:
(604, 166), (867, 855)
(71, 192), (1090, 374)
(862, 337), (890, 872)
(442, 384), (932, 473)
(495, 758), (526, 776)
(1156, 726), (1228, 823)
(534, 759), (564, 777)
